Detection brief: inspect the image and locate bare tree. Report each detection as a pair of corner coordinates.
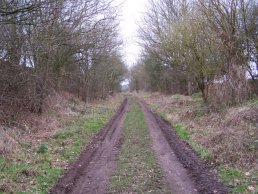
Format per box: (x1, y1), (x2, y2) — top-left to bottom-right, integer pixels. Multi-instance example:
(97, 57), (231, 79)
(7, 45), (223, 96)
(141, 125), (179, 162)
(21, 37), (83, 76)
(0, 0), (126, 116)
(136, 0), (257, 104)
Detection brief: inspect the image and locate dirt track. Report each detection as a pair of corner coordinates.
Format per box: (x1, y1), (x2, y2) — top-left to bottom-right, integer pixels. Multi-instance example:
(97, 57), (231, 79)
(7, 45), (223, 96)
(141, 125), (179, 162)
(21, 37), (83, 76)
(140, 101), (228, 194)
(50, 98), (228, 194)
(50, 98), (129, 194)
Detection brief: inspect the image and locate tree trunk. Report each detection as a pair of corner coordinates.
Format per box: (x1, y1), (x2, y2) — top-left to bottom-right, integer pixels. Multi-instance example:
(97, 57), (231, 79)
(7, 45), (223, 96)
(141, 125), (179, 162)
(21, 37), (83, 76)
(197, 79), (208, 103)
(187, 74), (192, 96)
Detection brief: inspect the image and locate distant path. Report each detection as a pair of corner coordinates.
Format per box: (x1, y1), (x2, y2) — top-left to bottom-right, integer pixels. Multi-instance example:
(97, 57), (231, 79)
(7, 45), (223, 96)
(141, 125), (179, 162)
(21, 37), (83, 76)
(139, 100), (228, 194)
(50, 98), (130, 194)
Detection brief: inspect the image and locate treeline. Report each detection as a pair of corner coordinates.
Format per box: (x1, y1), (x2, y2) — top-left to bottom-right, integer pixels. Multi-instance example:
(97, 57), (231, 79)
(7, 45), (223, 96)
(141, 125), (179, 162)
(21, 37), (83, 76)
(131, 0), (258, 105)
(0, 0), (126, 114)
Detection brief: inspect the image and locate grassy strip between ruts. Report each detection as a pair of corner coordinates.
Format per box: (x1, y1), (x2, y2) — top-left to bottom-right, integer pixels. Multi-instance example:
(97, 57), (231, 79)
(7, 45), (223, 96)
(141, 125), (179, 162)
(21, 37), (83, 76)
(0, 106), (114, 194)
(108, 100), (171, 193)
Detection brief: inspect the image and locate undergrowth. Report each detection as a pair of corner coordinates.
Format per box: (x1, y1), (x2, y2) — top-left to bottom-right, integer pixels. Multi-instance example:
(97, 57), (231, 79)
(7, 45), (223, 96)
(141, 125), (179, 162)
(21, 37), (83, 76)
(217, 166), (257, 193)
(171, 124), (254, 193)
(0, 105), (114, 193)
(174, 124), (210, 160)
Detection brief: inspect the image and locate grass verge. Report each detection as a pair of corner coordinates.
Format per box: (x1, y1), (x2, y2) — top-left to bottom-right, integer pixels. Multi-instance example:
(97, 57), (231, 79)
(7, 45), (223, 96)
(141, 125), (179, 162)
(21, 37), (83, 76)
(170, 123), (254, 193)
(139, 92), (257, 194)
(217, 164), (257, 193)
(108, 100), (170, 193)
(174, 124), (210, 160)
(0, 105), (114, 193)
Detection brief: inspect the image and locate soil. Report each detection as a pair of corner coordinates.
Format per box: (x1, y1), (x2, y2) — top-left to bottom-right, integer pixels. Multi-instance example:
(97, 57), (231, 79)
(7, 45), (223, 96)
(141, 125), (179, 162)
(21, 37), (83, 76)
(140, 100), (228, 194)
(49, 98), (130, 194)
(140, 101), (198, 194)
(50, 98), (228, 194)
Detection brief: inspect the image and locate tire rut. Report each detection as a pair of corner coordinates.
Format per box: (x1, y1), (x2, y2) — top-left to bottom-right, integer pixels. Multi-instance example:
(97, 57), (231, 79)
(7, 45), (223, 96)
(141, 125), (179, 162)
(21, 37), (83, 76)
(139, 100), (228, 194)
(49, 98), (130, 194)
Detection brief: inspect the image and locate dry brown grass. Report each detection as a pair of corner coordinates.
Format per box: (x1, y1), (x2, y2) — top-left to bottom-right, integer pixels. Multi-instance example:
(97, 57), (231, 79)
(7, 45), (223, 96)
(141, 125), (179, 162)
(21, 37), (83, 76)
(136, 92), (258, 193)
(0, 128), (19, 157)
(137, 92), (257, 171)
(0, 92), (124, 159)
(0, 90), (124, 193)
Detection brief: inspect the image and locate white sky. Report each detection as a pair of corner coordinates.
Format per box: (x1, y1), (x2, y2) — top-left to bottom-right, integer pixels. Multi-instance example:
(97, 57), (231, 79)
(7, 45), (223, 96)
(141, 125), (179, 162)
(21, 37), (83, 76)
(116, 0), (148, 67)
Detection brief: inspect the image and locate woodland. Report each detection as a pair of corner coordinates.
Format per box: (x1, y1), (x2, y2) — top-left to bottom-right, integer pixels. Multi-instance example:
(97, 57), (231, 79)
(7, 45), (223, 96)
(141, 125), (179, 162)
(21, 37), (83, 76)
(0, 1), (257, 193)
(131, 0), (258, 105)
(0, 0), (126, 115)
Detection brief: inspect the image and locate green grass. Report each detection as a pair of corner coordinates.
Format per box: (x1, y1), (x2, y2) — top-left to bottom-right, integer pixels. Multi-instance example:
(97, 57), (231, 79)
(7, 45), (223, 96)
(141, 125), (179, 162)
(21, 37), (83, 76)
(189, 142), (210, 160)
(191, 92), (202, 99)
(175, 95), (181, 100)
(37, 143), (48, 154)
(142, 93), (257, 194)
(108, 100), (171, 193)
(159, 111), (167, 120)
(212, 95), (258, 112)
(0, 106), (113, 194)
(243, 95), (258, 105)
(218, 166), (250, 193)
(174, 124), (210, 160)
(53, 131), (74, 139)
(29, 117), (106, 193)
(168, 123), (252, 193)
(175, 124), (190, 140)
(83, 118), (103, 131)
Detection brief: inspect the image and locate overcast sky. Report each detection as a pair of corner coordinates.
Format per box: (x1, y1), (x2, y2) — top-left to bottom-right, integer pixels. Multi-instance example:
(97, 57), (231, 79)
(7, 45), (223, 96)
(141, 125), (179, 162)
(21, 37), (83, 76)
(117, 0), (148, 67)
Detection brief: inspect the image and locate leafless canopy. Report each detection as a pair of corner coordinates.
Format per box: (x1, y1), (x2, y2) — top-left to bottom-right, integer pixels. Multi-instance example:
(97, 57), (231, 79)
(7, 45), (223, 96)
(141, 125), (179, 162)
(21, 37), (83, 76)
(133, 0), (258, 104)
(0, 0), (126, 114)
